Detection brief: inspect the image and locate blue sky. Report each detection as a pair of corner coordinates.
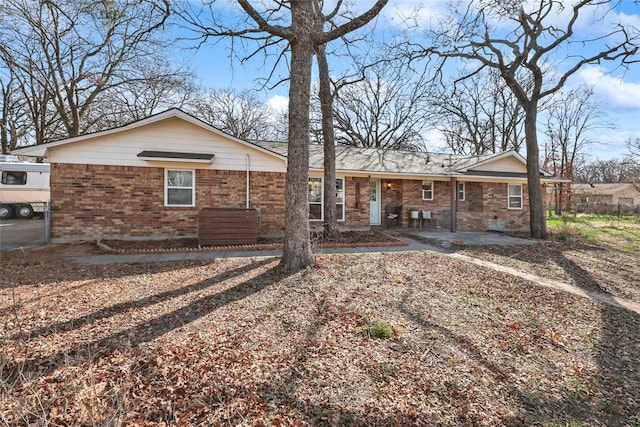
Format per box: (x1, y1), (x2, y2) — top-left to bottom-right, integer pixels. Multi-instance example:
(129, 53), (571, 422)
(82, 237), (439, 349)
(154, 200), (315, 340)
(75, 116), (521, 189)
(175, 0), (640, 161)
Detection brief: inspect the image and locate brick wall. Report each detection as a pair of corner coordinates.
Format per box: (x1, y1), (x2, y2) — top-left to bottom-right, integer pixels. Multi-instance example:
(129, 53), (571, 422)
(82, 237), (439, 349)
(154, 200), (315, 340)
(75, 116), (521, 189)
(50, 163), (535, 240)
(343, 176), (370, 229)
(378, 178), (532, 232)
(456, 182), (530, 231)
(378, 179), (453, 228)
(50, 163), (286, 240)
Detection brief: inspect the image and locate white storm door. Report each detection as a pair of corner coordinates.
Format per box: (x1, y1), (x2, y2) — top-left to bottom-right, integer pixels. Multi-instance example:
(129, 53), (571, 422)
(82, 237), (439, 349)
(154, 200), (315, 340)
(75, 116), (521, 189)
(370, 179), (381, 225)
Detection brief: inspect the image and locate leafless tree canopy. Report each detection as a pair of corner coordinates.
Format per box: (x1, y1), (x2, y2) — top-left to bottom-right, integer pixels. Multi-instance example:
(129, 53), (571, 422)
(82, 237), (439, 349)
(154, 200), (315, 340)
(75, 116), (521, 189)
(0, 0), (193, 149)
(544, 85), (609, 177)
(189, 88), (281, 141)
(420, 0), (640, 239)
(0, 71), (30, 154)
(430, 67), (527, 155)
(629, 138), (640, 158)
(574, 157), (640, 184)
(311, 59), (430, 151)
(543, 85), (610, 213)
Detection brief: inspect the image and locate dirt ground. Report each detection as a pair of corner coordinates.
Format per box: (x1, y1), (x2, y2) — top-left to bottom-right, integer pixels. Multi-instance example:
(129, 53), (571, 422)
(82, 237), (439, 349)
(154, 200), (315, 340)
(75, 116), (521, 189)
(1, 234), (639, 425)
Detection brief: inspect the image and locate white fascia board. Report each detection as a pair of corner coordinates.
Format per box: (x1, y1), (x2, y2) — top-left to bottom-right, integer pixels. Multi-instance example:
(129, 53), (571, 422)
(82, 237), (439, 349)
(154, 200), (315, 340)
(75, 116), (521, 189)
(318, 168), (463, 181)
(11, 145), (48, 157)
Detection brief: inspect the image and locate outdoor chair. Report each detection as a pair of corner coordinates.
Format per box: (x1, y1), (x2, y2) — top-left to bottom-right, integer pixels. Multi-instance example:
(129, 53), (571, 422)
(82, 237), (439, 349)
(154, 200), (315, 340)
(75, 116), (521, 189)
(421, 210), (439, 228)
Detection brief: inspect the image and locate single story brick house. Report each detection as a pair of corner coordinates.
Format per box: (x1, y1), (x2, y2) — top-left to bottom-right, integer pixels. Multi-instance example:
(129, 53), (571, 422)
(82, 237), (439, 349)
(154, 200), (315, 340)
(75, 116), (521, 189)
(14, 109), (561, 242)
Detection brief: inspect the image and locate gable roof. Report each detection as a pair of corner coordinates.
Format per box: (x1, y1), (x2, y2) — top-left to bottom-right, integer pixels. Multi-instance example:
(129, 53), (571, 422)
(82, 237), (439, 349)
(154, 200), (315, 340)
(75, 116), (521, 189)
(252, 140), (560, 180)
(13, 108), (563, 181)
(13, 109), (286, 161)
(253, 140), (494, 174)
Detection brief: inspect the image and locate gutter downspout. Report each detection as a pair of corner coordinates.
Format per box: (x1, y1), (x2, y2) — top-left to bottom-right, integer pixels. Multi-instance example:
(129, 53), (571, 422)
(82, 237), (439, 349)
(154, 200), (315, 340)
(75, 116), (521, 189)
(450, 177), (457, 232)
(246, 154), (250, 209)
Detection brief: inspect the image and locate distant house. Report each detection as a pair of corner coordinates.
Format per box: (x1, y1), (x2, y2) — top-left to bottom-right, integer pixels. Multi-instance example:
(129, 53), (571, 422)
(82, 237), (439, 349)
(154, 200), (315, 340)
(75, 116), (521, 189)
(13, 109), (565, 243)
(571, 183), (640, 214)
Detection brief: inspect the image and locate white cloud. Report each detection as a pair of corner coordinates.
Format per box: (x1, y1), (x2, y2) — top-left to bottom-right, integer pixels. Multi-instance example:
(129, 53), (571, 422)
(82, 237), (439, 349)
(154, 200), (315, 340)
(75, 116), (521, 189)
(267, 95), (288, 113)
(586, 128), (635, 161)
(422, 128), (449, 152)
(576, 66), (640, 110)
(382, 0), (452, 30)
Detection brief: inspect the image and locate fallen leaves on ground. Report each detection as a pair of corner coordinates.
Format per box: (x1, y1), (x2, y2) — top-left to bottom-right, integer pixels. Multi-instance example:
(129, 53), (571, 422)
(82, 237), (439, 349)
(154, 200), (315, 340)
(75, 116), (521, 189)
(459, 239), (640, 304)
(1, 240), (639, 426)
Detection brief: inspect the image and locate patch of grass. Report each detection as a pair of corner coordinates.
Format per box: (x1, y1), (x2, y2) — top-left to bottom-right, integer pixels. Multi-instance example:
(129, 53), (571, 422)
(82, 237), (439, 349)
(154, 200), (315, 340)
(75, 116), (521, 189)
(360, 316), (394, 339)
(366, 321), (393, 339)
(548, 214), (640, 250)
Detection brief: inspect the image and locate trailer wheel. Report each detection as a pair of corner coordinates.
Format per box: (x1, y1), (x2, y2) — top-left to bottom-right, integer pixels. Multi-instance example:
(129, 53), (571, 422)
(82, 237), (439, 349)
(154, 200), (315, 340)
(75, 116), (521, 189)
(0, 205), (12, 220)
(16, 205), (33, 219)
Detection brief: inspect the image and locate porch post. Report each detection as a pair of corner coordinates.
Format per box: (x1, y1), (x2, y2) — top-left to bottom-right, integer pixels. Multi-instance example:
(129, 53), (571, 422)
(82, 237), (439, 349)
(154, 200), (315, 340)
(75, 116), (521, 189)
(450, 177), (457, 232)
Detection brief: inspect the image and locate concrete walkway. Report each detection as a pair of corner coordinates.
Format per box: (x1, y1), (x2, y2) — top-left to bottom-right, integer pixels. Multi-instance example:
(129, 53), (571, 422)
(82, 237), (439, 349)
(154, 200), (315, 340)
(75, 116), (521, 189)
(403, 228), (538, 248)
(448, 253), (640, 316)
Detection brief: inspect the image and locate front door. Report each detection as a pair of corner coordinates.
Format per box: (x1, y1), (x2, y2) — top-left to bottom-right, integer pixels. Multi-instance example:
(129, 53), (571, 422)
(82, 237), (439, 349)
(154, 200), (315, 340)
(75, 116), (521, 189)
(370, 179), (381, 225)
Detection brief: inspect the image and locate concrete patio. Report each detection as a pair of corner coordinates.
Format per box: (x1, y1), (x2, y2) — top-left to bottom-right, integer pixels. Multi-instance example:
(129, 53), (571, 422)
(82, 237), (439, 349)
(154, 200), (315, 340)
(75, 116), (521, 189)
(400, 228), (538, 248)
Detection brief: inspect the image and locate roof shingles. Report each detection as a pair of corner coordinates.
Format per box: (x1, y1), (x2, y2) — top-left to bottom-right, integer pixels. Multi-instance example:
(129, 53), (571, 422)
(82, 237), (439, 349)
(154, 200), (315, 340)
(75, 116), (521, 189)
(250, 141), (496, 175)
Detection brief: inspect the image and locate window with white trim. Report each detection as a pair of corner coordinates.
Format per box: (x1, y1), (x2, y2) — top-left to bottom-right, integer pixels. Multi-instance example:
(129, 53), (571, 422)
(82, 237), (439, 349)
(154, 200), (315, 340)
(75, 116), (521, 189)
(308, 177), (323, 220)
(422, 181), (434, 200)
(458, 182), (465, 201)
(308, 177), (345, 221)
(508, 184), (523, 209)
(335, 178), (344, 221)
(165, 169), (195, 206)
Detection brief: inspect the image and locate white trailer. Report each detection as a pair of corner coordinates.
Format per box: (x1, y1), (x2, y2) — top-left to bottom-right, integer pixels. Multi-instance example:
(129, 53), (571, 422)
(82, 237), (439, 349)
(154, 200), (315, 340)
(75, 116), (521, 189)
(0, 156), (50, 219)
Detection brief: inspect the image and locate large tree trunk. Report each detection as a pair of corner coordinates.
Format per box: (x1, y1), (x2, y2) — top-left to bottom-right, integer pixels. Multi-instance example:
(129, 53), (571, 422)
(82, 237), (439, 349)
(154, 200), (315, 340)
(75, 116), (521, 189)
(524, 105), (548, 239)
(281, 1), (315, 271)
(1, 116), (8, 154)
(316, 44), (339, 241)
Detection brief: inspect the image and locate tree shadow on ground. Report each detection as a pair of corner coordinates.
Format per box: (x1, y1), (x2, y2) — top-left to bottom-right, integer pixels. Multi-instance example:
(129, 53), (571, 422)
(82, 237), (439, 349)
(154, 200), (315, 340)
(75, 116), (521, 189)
(3, 258), (288, 388)
(461, 243), (640, 424)
(10, 257), (276, 341)
(547, 253), (640, 425)
(0, 256), (224, 289)
(396, 289), (543, 424)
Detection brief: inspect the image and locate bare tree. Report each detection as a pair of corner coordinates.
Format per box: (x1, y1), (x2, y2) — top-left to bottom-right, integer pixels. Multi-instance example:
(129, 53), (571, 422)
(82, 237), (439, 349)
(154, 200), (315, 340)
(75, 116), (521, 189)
(95, 61), (197, 129)
(628, 138), (640, 158)
(327, 59), (431, 151)
(189, 88), (278, 140)
(182, 0), (388, 271)
(0, 23), (61, 146)
(430, 67), (527, 155)
(315, 43), (340, 240)
(0, 0), (173, 142)
(0, 71), (30, 153)
(423, 0), (639, 239)
(270, 109), (289, 142)
(544, 85), (609, 214)
(623, 141), (640, 192)
(573, 157), (640, 184)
